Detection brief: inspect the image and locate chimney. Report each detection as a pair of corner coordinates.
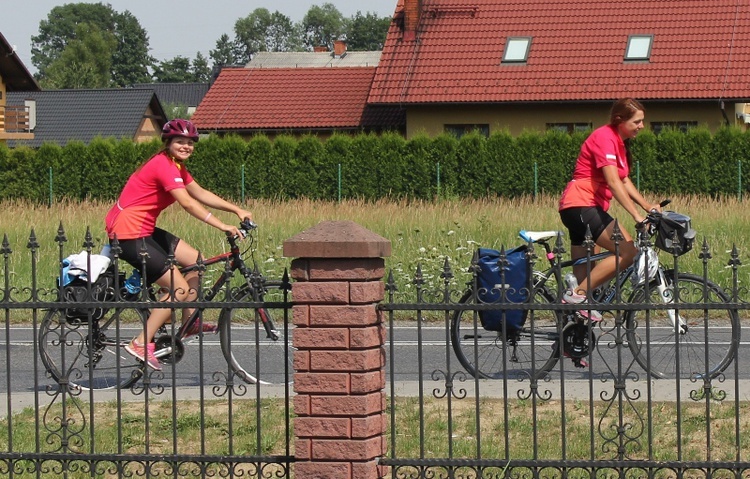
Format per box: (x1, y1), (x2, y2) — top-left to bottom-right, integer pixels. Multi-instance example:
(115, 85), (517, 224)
(403, 0), (422, 41)
(333, 40), (347, 57)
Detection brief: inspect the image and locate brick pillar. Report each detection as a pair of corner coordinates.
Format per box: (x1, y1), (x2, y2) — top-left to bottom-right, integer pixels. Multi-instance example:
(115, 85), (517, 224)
(283, 221), (391, 479)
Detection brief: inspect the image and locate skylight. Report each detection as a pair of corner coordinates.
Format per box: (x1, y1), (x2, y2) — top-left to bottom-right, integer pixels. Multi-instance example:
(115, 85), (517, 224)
(625, 34), (653, 61)
(502, 37), (532, 63)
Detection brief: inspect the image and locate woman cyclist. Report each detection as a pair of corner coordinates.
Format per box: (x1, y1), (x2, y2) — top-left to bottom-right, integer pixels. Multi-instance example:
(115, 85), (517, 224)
(105, 119), (253, 370)
(558, 98), (660, 321)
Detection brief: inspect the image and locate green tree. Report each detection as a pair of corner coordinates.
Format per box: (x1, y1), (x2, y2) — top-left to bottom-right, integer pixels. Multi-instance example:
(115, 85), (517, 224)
(31, 3), (152, 87)
(346, 11), (390, 50)
(267, 11), (303, 52)
(302, 3), (347, 50)
(192, 52), (211, 82)
(43, 23), (115, 89)
(210, 33), (242, 67)
(233, 8), (301, 60)
(152, 56), (193, 83)
(110, 10), (154, 85)
(234, 8), (273, 59)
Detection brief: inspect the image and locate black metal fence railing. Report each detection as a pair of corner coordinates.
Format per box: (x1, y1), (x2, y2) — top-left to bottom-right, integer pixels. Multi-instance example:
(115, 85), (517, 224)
(380, 238), (749, 478)
(0, 231), (293, 478)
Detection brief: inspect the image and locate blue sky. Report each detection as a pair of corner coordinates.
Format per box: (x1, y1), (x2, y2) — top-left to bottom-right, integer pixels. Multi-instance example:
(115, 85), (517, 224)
(1, 0), (397, 73)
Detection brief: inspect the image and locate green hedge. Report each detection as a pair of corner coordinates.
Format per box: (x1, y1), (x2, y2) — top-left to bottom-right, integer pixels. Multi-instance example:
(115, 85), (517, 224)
(2, 127), (750, 203)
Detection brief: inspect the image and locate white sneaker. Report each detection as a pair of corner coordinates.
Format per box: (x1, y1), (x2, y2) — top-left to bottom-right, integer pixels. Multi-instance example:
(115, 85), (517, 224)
(562, 290), (603, 322)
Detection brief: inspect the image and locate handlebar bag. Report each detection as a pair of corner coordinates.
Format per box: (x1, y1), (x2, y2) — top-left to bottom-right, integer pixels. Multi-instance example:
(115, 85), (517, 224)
(475, 245), (529, 332)
(655, 211), (696, 256)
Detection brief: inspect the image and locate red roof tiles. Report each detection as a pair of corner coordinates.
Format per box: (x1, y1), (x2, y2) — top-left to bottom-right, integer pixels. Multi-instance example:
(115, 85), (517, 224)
(369, 0), (750, 104)
(192, 67), (403, 131)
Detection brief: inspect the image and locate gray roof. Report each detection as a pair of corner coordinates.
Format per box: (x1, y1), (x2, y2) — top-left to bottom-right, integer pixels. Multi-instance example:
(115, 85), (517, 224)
(130, 82), (209, 107)
(246, 51), (381, 68)
(6, 88), (166, 148)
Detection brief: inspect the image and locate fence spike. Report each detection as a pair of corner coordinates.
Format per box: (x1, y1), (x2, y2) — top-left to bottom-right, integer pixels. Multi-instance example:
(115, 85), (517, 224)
(1, 234), (11, 255)
(385, 270), (398, 294)
(83, 226), (94, 250)
(27, 228), (39, 250)
(55, 221), (67, 244)
(699, 237), (712, 261)
(583, 224), (595, 252)
(440, 256), (454, 283)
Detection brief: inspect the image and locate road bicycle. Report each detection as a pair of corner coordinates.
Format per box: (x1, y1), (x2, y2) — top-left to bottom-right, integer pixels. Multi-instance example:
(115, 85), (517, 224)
(451, 202), (740, 381)
(38, 220), (292, 391)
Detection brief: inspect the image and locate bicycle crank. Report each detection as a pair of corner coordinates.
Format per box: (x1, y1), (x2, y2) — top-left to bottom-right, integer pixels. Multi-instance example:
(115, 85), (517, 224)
(153, 336), (186, 364)
(562, 322), (597, 360)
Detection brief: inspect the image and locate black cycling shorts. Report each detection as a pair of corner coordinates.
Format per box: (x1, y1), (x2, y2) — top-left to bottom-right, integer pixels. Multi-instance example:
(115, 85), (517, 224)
(559, 207), (615, 246)
(114, 228), (181, 285)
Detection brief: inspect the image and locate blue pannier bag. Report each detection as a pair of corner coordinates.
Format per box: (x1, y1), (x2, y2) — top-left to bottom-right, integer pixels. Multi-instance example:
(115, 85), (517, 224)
(475, 246), (529, 332)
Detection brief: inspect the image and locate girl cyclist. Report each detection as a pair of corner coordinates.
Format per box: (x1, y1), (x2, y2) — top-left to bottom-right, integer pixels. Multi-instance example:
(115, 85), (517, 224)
(105, 119), (253, 370)
(558, 98), (661, 321)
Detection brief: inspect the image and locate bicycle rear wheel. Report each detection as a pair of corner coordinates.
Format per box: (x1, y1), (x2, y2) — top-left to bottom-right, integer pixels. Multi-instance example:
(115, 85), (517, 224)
(39, 308), (146, 390)
(451, 288), (562, 381)
(626, 271), (739, 379)
(218, 287), (293, 385)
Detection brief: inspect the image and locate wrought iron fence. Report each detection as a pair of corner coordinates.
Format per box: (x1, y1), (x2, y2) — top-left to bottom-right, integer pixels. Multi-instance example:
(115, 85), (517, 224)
(0, 229), (293, 478)
(380, 237), (750, 479)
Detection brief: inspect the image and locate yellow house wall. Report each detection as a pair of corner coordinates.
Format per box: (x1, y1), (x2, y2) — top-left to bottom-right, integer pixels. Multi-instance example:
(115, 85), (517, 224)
(406, 102), (737, 138)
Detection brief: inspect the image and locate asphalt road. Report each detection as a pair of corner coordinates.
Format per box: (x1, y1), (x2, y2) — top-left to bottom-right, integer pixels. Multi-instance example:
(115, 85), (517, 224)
(2, 321), (749, 416)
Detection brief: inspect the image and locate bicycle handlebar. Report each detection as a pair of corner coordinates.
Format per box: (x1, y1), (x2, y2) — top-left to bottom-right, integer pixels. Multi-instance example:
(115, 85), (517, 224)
(636, 198), (671, 234)
(226, 219), (257, 247)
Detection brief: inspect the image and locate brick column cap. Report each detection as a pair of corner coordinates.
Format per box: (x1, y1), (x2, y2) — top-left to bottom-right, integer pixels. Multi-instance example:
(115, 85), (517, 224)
(283, 221), (391, 259)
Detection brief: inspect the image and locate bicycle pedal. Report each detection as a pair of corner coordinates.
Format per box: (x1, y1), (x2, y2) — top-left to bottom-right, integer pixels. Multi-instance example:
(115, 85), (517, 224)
(572, 358), (588, 368)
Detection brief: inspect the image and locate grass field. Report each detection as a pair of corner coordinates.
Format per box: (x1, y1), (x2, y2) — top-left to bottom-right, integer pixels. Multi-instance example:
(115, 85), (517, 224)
(1, 396), (747, 478)
(1, 195), (749, 295)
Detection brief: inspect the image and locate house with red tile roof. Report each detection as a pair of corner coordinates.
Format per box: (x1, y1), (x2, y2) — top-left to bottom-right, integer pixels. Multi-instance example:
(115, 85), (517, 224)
(192, 64), (404, 138)
(369, 0), (750, 137)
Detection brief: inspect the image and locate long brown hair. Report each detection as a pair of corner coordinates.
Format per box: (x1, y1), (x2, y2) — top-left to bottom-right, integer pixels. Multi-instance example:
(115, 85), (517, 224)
(609, 98), (645, 126)
(610, 98), (645, 168)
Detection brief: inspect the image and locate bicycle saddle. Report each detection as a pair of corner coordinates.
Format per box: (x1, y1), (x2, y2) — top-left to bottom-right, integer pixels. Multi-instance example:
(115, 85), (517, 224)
(519, 230), (564, 243)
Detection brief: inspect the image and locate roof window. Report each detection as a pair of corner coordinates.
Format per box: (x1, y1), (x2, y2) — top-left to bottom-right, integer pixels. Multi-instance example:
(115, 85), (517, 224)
(625, 34), (653, 61)
(502, 37), (532, 64)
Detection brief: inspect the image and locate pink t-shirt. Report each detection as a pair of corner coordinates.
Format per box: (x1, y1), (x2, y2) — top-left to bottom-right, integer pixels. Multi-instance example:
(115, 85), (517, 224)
(559, 124), (629, 211)
(105, 152), (194, 239)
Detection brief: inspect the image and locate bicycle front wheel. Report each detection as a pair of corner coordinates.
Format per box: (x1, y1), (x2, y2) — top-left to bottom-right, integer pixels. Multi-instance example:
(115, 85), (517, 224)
(451, 288), (562, 381)
(38, 308), (146, 390)
(218, 287), (293, 385)
(626, 271), (739, 379)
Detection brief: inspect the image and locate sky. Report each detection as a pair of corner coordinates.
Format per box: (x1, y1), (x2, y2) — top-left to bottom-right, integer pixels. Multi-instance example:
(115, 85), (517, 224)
(0, 0), (398, 73)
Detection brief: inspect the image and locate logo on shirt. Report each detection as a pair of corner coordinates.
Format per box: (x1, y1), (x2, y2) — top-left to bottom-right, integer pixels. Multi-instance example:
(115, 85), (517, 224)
(174, 178), (184, 183)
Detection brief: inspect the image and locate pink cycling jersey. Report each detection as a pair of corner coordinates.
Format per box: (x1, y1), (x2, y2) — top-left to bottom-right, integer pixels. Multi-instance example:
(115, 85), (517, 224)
(105, 152), (193, 240)
(559, 124), (629, 212)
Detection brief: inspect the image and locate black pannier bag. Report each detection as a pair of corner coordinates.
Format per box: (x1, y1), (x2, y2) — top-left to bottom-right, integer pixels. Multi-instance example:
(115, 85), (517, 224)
(475, 245), (529, 332)
(60, 267), (120, 321)
(655, 211), (696, 256)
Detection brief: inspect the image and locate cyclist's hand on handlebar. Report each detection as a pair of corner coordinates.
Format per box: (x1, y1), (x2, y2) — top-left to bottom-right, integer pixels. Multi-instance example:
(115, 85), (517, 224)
(648, 203), (663, 214)
(634, 215), (647, 230)
(221, 223), (243, 239)
(235, 208), (253, 222)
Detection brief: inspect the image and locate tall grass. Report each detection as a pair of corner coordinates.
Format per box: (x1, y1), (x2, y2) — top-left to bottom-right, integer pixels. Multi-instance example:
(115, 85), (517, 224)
(1, 195), (749, 304)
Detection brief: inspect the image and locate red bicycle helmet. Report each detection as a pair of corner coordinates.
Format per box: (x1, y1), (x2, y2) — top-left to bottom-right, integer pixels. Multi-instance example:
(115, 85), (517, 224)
(161, 119), (199, 141)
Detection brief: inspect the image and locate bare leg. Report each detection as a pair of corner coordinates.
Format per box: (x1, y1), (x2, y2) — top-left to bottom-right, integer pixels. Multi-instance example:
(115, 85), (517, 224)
(573, 221), (637, 297)
(172, 240), (201, 324)
(133, 267), (193, 345)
